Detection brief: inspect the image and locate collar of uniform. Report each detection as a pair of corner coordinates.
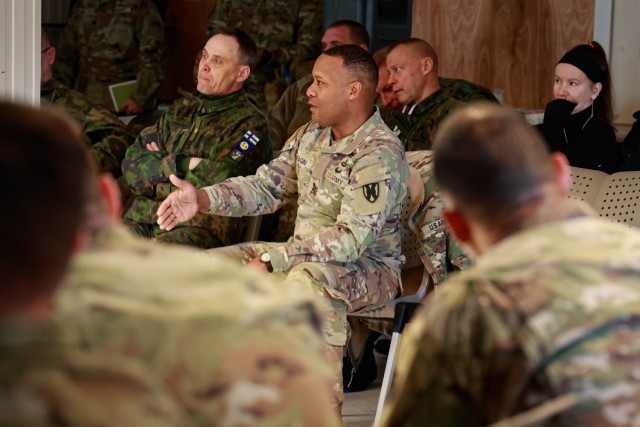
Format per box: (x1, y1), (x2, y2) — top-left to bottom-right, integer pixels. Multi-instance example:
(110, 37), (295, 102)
(40, 78), (62, 102)
(196, 89), (247, 115)
(408, 88), (448, 117)
(321, 107), (384, 154)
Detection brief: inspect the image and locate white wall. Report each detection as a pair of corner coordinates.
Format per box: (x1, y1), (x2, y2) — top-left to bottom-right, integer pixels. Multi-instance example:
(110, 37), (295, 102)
(611, 0), (640, 125)
(0, 0), (40, 106)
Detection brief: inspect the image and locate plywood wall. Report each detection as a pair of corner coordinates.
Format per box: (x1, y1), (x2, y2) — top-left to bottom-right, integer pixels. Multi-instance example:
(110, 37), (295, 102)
(611, 1), (640, 125)
(412, 0), (594, 110)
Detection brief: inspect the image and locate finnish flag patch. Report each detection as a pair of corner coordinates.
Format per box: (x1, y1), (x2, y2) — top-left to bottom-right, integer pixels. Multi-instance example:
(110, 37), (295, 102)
(235, 130), (260, 154)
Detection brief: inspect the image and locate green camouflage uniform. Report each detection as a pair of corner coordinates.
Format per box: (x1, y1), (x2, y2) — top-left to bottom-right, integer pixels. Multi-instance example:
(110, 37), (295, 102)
(55, 224), (340, 427)
(206, 0), (323, 110)
(54, 0), (164, 112)
(202, 110), (408, 406)
(438, 77), (498, 104)
(0, 316), (184, 426)
(381, 199), (640, 427)
(122, 89), (271, 248)
(267, 74), (313, 150)
(40, 79), (135, 177)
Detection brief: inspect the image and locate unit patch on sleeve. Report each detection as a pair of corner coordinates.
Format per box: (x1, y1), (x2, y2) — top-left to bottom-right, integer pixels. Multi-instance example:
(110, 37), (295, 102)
(228, 130), (260, 162)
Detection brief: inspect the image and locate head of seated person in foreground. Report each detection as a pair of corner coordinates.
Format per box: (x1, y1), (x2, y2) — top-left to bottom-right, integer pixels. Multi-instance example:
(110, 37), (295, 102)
(539, 41), (618, 174)
(379, 102), (640, 426)
(0, 102), (93, 318)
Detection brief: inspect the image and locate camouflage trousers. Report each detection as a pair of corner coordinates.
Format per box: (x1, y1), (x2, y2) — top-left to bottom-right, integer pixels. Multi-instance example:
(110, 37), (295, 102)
(209, 242), (401, 411)
(124, 220), (223, 249)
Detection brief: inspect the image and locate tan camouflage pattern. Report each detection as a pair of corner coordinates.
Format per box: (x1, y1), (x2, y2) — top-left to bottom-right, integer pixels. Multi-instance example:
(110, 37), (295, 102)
(406, 150), (472, 284)
(122, 89), (271, 248)
(40, 79), (135, 177)
(55, 224), (341, 427)
(206, 0), (323, 109)
(381, 199), (640, 427)
(386, 89), (465, 151)
(0, 316), (185, 426)
(54, 0), (164, 111)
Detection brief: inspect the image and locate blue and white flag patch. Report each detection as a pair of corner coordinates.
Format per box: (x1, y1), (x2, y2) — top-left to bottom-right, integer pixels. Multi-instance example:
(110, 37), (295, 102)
(235, 130), (260, 154)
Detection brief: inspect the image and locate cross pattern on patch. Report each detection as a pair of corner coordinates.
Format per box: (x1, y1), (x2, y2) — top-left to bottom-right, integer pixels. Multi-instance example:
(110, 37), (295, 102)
(235, 130), (260, 154)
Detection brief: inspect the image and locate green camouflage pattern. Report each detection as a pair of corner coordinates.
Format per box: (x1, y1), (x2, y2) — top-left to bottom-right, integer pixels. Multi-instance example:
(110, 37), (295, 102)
(381, 199), (640, 427)
(55, 224), (341, 426)
(54, 0), (164, 111)
(0, 316), (184, 426)
(387, 89), (465, 151)
(122, 89), (271, 248)
(406, 150), (472, 284)
(40, 79), (135, 177)
(438, 77), (498, 104)
(206, 0), (323, 109)
(267, 75), (313, 150)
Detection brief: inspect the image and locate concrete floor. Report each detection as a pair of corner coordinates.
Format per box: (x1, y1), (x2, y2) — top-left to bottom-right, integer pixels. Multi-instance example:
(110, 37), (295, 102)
(342, 352), (387, 427)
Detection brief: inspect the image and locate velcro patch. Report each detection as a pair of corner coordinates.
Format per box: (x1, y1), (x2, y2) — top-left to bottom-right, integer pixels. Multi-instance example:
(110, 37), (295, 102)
(353, 165), (389, 215)
(234, 130), (260, 154)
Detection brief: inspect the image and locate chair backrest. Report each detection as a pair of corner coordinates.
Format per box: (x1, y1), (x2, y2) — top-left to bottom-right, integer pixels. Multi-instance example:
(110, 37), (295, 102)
(569, 167), (640, 228)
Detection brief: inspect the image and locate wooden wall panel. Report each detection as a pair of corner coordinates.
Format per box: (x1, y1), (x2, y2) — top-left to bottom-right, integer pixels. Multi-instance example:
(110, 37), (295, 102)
(412, 0), (594, 110)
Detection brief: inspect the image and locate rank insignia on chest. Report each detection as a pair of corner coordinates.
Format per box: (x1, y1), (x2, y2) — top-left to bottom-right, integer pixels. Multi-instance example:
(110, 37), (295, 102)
(235, 130), (260, 154)
(363, 183), (380, 203)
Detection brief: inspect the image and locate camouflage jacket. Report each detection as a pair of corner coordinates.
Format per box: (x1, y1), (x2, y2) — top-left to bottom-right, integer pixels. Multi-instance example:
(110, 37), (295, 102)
(406, 150), (471, 285)
(380, 199), (640, 427)
(0, 316), (184, 426)
(203, 109), (409, 277)
(122, 89), (271, 245)
(267, 74), (312, 150)
(438, 77), (498, 104)
(206, 0), (323, 108)
(54, 0), (164, 111)
(386, 88), (465, 151)
(55, 223), (340, 427)
(41, 79), (135, 177)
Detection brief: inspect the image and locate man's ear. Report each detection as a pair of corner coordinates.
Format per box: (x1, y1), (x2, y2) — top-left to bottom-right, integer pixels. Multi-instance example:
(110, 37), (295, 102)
(421, 57), (434, 76)
(98, 174), (121, 220)
(236, 65), (250, 83)
(347, 81), (362, 100)
(550, 152), (572, 196)
(443, 209), (472, 245)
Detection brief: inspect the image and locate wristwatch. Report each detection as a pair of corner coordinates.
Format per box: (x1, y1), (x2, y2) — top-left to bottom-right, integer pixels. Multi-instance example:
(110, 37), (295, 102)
(260, 252), (273, 272)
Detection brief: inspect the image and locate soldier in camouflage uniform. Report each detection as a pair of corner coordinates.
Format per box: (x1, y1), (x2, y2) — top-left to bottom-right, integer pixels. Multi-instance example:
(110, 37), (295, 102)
(55, 175), (339, 426)
(0, 102), (183, 426)
(206, 0), (323, 110)
(385, 38), (496, 151)
(157, 45), (409, 409)
(381, 103), (640, 427)
(40, 28), (134, 177)
(54, 0), (164, 114)
(122, 29), (271, 249)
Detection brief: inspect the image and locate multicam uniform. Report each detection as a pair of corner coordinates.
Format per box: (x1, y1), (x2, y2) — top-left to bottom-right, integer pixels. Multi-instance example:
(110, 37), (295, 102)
(201, 110), (408, 406)
(41, 79), (135, 177)
(54, 0), (164, 112)
(0, 316), (184, 426)
(206, 0), (323, 110)
(381, 199), (640, 427)
(55, 224), (340, 427)
(122, 89), (271, 248)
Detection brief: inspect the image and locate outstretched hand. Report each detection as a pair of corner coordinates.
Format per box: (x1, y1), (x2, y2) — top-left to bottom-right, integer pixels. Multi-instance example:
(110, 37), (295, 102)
(157, 174), (200, 231)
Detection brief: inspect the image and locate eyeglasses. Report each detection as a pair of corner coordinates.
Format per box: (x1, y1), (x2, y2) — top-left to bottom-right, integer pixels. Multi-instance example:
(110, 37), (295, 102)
(41, 46), (53, 54)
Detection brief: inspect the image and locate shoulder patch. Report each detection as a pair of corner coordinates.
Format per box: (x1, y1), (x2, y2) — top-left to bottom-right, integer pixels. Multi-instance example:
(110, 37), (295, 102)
(234, 130), (260, 154)
(353, 164), (390, 215)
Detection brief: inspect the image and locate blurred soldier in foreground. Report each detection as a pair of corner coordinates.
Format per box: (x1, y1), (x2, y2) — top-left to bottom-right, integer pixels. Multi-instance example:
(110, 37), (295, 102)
(380, 103), (640, 426)
(40, 27), (134, 178)
(122, 28), (271, 248)
(0, 102), (183, 426)
(54, 0), (164, 114)
(207, 0), (323, 110)
(157, 45), (408, 410)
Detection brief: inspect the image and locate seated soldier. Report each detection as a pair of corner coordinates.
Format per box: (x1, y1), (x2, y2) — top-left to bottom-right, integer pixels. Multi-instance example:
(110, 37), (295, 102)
(381, 103), (640, 426)
(157, 45), (409, 411)
(0, 102), (183, 426)
(122, 28), (271, 249)
(385, 38), (496, 151)
(40, 27), (135, 178)
(373, 46), (403, 115)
